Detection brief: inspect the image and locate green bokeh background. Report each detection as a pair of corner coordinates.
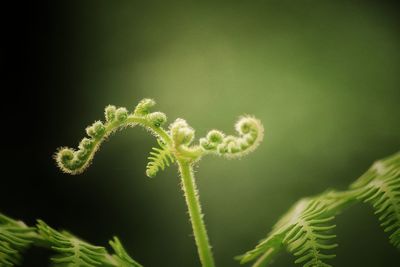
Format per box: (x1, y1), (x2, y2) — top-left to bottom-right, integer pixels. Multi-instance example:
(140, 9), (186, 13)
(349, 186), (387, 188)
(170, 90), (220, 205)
(32, 1), (400, 266)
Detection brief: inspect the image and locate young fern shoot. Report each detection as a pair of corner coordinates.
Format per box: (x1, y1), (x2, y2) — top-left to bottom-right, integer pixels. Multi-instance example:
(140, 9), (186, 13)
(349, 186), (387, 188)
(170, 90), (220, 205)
(55, 98), (264, 267)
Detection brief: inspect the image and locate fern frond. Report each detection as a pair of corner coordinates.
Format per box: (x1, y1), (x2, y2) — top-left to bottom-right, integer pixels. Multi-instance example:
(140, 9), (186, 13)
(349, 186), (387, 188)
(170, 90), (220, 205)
(109, 237), (143, 267)
(36, 220), (143, 267)
(239, 152), (399, 267)
(199, 116), (264, 159)
(284, 199), (337, 267)
(352, 152), (400, 248)
(55, 99), (170, 175)
(235, 230), (285, 266)
(238, 192), (343, 267)
(0, 214), (36, 266)
(36, 220), (109, 266)
(146, 139), (175, 178)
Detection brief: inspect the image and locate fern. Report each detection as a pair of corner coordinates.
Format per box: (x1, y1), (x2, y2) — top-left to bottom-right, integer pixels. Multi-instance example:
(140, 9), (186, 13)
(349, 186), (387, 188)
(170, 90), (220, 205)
(1, 99), (264, 267)
(0, 213), (142, 267)
(351, 152), (400, 248)
(37, 220), (144, 267)
(54, 99), (264, 267)
(237, 192), (347, 267)
(145, 139), (175, 178)
(37, 220), (109, 266)
(4, 98), (396, 267)
(238, 151), (399, 267)
(0, 214), (36, 266)
(284, 198), (337, 267)
(109, 237), (142, 267)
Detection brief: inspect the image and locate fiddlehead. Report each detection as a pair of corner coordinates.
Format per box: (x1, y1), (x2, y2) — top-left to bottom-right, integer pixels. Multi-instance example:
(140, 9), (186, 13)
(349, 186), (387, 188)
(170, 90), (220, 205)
(55, 99), (170, 175)
(199, 116), (264, 159)
(55, 99), (264, 174)
(169, 118), (203, 161)
(164, 115), (264, 163)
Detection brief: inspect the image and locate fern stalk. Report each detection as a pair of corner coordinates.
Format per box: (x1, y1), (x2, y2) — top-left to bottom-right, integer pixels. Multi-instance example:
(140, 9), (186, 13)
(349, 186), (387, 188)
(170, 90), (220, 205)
(178, 159), (215, 267)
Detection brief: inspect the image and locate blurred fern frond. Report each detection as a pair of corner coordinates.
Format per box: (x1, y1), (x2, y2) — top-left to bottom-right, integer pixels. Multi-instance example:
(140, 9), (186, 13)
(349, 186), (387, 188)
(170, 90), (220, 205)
(0, 213), (142, 267)
(238, 151), (400, 267)
(238, 193), (341, 267)
(37, 220), (109, 266)
(284, 199), (337, 267)
(352, 152), (400, 248)
(109, 237), (143, 267)
(0, 214), (36, 267)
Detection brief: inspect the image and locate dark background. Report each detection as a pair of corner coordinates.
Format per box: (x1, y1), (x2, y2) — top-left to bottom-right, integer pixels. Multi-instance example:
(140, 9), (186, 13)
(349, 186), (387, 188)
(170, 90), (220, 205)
(2, 1), (400, 266)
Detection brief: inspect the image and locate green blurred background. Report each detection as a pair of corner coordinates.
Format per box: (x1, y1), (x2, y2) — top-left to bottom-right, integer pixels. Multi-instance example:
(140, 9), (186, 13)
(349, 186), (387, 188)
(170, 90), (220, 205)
(3, 0), (400, 266)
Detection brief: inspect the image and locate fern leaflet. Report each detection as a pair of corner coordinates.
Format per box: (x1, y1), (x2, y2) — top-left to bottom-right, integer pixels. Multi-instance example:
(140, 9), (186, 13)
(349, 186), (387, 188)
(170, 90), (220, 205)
(284, 198), (337, 267)
(0, 214), (36, 267)
(238, 151), (400, 267)
(146, 139), (175, 178)
(238, 193), (340, 267)
(109, 237), (143, 267)
(352, 152), (400, 248)
(37, 220), (109, 266)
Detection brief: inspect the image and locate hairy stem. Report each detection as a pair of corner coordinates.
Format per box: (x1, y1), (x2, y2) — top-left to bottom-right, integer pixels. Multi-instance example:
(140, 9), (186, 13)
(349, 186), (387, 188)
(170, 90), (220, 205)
(177, 159), (215, 267)
(126, 116), (172, 144)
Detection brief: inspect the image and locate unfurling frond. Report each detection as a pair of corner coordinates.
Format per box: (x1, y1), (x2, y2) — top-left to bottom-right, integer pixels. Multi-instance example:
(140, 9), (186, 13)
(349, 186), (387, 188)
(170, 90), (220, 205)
(166, 118), (202, 161)
(352, 152), (400, 248)
(146, 139), (175, 178)
(55, 99), (169, 175)
(200, 116), (264, 159)
(0, 214), (36, 267)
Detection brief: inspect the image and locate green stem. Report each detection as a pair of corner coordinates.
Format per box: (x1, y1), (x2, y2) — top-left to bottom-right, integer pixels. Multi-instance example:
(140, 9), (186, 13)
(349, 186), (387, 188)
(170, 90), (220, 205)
(177, 159), (216, 267)
(252, 247), (281, 267)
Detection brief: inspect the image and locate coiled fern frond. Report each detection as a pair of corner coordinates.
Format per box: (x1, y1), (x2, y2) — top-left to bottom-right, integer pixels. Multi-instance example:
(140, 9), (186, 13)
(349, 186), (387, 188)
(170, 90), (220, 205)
(199, 116), (264, 159)
(238, 151), (399, 267)
(0, 214), (36, 266)
(146, 139), (175, 178)
(352, 152), (400, 248)
(55, 99), (169, 175)
(54, 99), (264, 178)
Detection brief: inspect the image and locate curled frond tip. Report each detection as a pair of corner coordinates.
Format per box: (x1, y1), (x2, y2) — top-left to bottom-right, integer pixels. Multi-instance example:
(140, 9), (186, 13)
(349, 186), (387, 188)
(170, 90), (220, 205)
(200, 116), (264, 159)
(55, 98), (169, 175)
